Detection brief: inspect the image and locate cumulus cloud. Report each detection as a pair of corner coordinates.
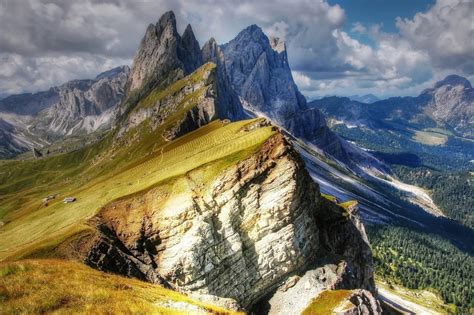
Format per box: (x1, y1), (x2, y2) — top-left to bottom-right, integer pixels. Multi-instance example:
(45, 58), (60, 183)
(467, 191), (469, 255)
(0, 0), (472, 98)
(396, 0), (474, 73)
(0, 53), (129, 94)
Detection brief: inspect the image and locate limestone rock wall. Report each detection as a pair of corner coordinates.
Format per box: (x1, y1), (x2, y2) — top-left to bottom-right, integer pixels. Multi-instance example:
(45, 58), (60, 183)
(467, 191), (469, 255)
(83, 131), (377, 311)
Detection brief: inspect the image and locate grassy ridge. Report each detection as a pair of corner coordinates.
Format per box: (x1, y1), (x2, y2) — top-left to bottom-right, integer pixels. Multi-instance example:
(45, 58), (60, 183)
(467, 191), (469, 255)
(0, 119), (275, 260)
(0, 259), (241, 314)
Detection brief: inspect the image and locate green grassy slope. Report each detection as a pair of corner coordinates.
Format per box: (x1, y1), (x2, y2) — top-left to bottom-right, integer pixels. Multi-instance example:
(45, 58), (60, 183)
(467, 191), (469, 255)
(0, 62), (276, 261)
(0, 119), (274, 260)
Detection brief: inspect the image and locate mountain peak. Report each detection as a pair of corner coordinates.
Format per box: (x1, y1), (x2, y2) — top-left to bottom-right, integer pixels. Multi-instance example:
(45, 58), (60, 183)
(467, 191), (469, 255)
(95, 66), (130, 81)
(232, 24), (267, 44)
(157, 10), (177, 31)
(182, 24), (193, 36)
(434, 74), (471, 89)
(127, 11), (202, 94)
(179, 23), (202, 73)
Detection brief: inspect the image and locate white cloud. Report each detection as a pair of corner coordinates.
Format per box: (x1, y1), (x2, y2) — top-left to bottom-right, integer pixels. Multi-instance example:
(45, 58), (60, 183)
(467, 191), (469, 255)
(351, 22), (367, 34)
(0, 0), (472, 98)
(0, 53), (129, 94)
(396, 0), (474, 72)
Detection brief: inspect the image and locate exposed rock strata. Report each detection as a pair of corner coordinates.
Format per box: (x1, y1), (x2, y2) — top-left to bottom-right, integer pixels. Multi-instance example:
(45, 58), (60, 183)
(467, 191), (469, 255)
(83, 131), (377, 311)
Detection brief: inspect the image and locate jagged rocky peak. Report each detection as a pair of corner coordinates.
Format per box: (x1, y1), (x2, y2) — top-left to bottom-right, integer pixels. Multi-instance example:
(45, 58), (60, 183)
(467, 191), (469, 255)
(202, 38), (224, 65)
(221, 24), (307, 122)
(180, 24), (203, 73)
(127, 11), (203, 93)
(220, 23), (365, 170)
(202, 37), (245, 120)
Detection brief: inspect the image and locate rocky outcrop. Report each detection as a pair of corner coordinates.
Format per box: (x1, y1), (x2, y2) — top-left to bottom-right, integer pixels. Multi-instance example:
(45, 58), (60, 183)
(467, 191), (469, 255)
(83, 130), (377, 312)
(341, 290), (382, 314)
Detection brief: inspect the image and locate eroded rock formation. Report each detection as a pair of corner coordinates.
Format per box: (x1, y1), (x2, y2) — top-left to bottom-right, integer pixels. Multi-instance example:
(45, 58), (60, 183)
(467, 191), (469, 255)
(82, 130), (377, 311)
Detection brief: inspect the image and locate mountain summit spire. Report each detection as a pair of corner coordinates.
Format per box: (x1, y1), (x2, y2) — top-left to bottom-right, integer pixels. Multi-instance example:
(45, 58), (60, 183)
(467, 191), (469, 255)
(127, 11), (202, 95)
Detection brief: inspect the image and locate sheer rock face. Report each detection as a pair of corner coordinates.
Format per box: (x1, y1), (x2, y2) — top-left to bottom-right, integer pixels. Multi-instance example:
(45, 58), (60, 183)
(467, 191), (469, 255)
(83, 131), (376, 311)
(221, 25), (307, 126)
(202, 38), (245, 121)
(127, 11), (202, 94)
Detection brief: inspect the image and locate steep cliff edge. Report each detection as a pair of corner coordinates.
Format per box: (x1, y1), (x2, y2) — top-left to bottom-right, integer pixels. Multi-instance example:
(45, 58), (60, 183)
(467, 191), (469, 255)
(81, 128), (376, 311)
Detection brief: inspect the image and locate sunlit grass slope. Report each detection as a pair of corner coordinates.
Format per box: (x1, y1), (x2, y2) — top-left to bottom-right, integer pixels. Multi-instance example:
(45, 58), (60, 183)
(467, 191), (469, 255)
(0, 259), (242, 314)
(0, 118), (275, 260)
(301, 290), (352, 315)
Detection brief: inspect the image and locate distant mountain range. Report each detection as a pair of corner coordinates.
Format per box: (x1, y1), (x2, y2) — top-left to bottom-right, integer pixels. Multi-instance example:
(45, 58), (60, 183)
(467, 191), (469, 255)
(0, 66), (128, 157)
(311, 75), (473, 140)
(348, 94), (380, 104)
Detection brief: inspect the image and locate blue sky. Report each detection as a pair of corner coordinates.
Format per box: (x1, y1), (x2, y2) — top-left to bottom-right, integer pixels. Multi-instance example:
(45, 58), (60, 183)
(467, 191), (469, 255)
(330, 0), (435, 45)
(0, 0), (472, 99)
(330, 0), (435, 33)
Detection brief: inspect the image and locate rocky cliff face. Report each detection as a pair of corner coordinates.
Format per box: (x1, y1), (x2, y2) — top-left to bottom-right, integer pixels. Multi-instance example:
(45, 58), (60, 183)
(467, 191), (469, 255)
(82, 130), (376, 311)
(202, 38), (245, 121)
(221, 25), (307, 125)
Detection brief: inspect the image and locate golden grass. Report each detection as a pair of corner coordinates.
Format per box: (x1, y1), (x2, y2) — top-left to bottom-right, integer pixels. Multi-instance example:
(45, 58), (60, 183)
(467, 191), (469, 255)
(0, 119), (275, 260)
(321, 193), (337, 202)
(301, 290), (352, 315)
(0, 259), (241, 314)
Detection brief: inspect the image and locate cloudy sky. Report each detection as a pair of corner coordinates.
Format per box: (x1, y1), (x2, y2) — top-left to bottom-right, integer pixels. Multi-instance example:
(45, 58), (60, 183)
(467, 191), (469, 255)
(0, 0), (473, 99)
